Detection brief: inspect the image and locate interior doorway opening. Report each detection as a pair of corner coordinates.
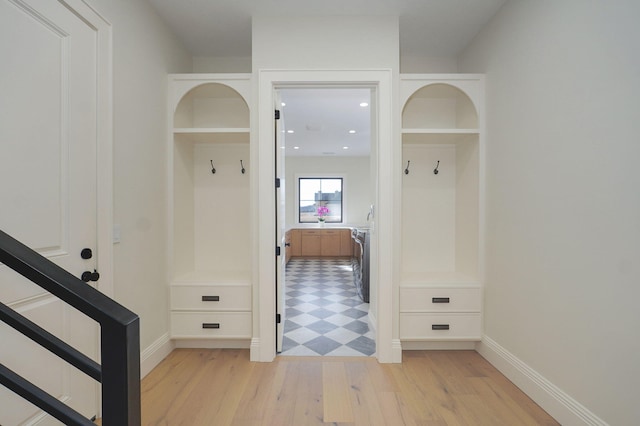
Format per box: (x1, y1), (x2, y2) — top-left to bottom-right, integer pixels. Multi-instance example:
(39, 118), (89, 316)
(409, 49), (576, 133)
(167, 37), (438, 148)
(275, 86), (378, 356)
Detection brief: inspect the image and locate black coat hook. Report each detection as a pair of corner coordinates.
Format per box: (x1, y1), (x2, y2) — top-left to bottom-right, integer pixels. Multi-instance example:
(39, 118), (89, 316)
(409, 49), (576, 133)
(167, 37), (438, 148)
(210, 160), (216, 174)
(433, 160), (440, 175)
(240, 160), (246, 174)
(404, 160), (410, 175)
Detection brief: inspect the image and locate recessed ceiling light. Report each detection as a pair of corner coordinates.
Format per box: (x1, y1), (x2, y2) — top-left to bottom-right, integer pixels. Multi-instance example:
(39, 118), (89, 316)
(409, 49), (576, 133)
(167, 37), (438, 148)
(360, 102), (369, 107)
(348, 130), (356, 134)
(343, 146), (349, 150)
(287, 130), (294, 134)
(281, 146), (285, 149)
(293, 146), (299, 150)
(281, 102), (286, 106)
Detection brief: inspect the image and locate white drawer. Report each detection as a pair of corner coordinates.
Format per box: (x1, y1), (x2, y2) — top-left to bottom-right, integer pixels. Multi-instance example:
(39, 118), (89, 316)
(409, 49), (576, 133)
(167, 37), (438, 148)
(400, 287), (480, 312)
(171, 312), (252, 338)
(170, 285), (251, 311)
(400, 313), (481, 340)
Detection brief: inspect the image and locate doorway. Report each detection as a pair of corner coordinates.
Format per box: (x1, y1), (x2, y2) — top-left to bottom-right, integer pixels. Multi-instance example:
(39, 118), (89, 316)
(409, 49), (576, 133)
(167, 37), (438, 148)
(255, 69), (398, 363)
(275, 87), (376, 356)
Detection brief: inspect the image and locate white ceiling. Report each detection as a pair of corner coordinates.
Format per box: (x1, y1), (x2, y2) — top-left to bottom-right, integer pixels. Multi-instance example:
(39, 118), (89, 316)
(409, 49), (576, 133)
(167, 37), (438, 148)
(278, 88), (372, 157)
(148, 0), (505, 58)
(148, 0), (505, 157)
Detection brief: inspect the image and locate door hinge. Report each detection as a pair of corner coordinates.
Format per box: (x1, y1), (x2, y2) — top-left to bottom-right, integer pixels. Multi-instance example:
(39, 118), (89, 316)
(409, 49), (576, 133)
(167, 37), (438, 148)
(276, 246), (281, 256)
(275, 109), (280, 120)
(276, 314), (281, 324)
(275, 177), (280, 188)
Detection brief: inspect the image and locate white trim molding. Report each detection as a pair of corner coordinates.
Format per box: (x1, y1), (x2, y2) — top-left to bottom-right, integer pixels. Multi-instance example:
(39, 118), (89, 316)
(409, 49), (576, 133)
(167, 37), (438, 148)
(254, 69), (398, 363)
(140, 333), (174, 378)
(477, 336), (607, 426)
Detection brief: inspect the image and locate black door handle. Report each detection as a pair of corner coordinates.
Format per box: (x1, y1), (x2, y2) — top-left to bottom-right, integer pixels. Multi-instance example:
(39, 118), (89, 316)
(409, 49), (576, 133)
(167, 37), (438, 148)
(81, 269), (100, 282)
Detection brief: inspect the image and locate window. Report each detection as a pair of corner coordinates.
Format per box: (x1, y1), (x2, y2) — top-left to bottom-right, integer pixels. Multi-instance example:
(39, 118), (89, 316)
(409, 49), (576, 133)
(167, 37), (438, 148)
(298, 177), (343, 223)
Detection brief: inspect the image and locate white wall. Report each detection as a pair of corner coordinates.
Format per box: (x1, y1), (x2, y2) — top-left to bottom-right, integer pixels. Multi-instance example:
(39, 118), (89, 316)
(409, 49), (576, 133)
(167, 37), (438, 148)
(88, 0), (192, 351)
(252, 16), (399, 70)
(458, 1), (640, 424)
(284, 156), (371, 229)
(400, 56), (457, 73)
(193, 56), (251, 73)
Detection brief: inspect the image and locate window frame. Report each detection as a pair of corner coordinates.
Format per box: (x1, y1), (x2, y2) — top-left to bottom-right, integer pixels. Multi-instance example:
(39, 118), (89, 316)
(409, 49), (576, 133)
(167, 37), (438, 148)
(296, 174), (346, 224)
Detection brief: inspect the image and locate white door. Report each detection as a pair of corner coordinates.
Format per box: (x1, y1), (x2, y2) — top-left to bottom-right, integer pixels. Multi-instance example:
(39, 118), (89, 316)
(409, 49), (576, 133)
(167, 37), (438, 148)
(275, 95), (286, 353)
(0, 0), (102, 423)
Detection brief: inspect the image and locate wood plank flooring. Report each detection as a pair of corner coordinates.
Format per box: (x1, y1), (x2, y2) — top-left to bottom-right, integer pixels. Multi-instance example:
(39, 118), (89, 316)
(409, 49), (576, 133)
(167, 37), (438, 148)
(137, 349), (559, 425)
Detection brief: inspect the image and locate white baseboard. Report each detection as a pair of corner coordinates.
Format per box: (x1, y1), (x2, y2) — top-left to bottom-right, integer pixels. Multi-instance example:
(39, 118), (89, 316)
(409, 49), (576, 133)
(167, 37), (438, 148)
(140, 332), (174, 378)
(391, 339), (403, 363)
(250, 337), (261, 361)
(477, 335), (607, 426)
(26, 396), (72, 425)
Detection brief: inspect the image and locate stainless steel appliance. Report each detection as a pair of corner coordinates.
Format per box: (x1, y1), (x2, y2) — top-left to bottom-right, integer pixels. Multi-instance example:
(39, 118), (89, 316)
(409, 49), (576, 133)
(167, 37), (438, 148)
(351, 228), (370, 303)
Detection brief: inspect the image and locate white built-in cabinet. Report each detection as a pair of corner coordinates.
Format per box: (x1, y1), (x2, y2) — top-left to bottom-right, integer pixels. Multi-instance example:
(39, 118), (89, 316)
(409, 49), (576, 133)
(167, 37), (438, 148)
(168, 75), (252, 345)
(399, 75), (484, 345)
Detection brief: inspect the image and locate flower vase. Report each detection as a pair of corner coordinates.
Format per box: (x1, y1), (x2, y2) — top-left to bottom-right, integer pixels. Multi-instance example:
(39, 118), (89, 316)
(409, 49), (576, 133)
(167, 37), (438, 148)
(318, 220), (325, 227)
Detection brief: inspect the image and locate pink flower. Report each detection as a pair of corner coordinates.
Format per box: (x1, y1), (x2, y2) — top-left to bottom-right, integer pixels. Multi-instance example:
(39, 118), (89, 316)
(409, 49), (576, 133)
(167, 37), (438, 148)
(317, 206), (330, 218)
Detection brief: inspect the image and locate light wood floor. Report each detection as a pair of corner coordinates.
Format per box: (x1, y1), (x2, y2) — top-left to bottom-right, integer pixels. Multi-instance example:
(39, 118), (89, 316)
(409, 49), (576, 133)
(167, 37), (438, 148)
(137, 349), (559, 425)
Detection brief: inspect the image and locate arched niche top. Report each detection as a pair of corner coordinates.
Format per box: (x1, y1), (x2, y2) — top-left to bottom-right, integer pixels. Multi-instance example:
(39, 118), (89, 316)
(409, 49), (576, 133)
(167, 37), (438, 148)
(402, 83), (478, 130)
(174, 82), (250, 129)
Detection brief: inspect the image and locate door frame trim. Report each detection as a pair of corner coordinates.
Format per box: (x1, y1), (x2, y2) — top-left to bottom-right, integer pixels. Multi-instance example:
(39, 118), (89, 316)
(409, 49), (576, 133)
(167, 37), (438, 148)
(72, 0), (114, 299)
(253, 69), (401, 363)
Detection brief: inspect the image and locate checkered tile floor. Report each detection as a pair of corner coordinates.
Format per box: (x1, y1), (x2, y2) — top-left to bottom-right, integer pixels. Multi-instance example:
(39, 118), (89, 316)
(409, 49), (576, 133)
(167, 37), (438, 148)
(280, 257), (376, 357)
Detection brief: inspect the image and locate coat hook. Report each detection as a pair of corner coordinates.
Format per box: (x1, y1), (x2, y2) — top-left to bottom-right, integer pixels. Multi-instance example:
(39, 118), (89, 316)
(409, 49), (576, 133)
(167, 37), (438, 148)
(210, 160), (216, 174)
(240, 160), (246, 174)
(433, 160), (440, 175)
(404, 160), (410, 175)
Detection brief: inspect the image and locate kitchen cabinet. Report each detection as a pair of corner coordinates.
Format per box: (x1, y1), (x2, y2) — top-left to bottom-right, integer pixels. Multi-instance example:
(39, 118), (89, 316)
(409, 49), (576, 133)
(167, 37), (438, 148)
(288, 229), (301, 257)
(320, 230), (341, 256)
(300, 230), (321, 256)
(284, 229), (301, 264)
(284, 231), (291, 264)
(294, 228), (352, 257)
(340, 229), (353, 256)
(168, 74), (252, 345)
(399, 75), (484, 345)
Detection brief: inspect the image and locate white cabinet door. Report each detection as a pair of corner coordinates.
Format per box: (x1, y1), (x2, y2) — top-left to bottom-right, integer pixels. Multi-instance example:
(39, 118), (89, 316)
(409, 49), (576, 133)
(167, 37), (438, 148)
(0, 0), (103, 422)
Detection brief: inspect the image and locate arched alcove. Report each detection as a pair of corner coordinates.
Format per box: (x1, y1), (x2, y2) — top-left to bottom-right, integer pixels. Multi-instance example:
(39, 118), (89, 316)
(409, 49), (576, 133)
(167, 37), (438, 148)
(174, 82), (249, 129)
(168, 76), (253, 349)
(402, 83), (478, 130)
(399, 76), (484, 349)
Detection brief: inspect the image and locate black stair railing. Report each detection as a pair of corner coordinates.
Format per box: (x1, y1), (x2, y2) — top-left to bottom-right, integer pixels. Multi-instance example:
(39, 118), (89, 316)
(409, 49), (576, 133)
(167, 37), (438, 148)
(0, 230), (141, 425)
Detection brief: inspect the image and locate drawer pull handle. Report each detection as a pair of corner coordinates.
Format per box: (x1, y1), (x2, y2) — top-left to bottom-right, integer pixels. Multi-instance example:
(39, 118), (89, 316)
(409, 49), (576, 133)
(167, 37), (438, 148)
(202, 323), (220, 329)
(202, 296), (220, 302)
(432, 297), (450, 304)
(432, 324), (450, 331)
